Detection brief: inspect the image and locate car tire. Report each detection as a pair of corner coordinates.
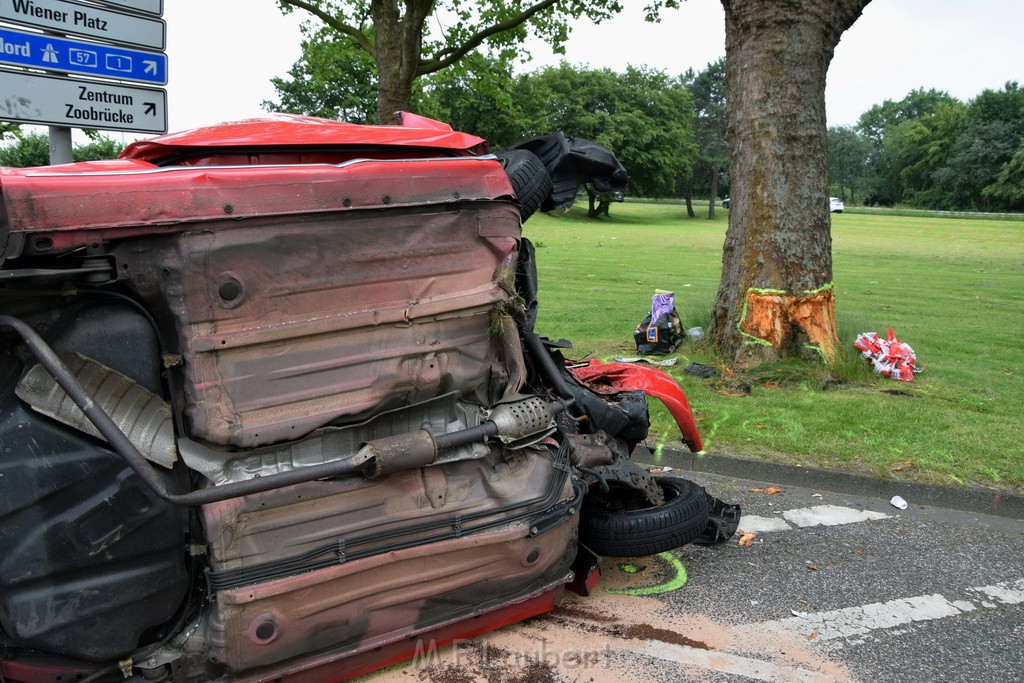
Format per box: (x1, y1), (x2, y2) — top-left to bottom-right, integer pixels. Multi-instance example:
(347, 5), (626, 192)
(494, 149), (552, 222)
(579, 477), (710, 557)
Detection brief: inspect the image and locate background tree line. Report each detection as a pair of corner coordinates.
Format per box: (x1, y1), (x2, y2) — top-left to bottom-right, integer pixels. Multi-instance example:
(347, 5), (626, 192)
(829, 83), (1024, 211)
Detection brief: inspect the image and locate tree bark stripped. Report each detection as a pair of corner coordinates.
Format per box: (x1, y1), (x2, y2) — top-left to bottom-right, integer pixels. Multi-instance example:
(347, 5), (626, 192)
(710, 0), (871, 367)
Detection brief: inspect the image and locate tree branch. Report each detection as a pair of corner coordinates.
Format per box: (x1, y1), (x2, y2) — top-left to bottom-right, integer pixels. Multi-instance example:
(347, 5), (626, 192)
(417, 0), (558, 75)
(280, 0), (375, 54)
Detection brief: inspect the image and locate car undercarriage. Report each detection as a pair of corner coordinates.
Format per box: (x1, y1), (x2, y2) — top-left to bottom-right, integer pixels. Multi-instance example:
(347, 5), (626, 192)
(0, 113), (737, 682)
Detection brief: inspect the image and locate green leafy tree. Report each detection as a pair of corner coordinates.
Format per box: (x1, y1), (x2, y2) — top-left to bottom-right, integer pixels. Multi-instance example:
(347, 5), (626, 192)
(73, 137), (125, 162)
(0, 132), (124, 168)
(983, 143), (1024, 209)
(932, 121), (1019, 210)
(868, 101), (967, 206)
(857, 88), (963, 206)
(966, 81), (1024, 131)
(276, 0), (643, 124)
(416, 52), (520, 143)
(263, 35), (378, 123)
(856, 87), (961, 143)
(827, 125), (872, 203)
(0, 132), (49, 167)
(863, 84), (1024, 211)
(682, 58), (728, 219)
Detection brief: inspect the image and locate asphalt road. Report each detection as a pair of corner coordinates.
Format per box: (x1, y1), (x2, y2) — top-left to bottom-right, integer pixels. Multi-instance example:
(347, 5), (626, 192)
(373, 466), (1024, 683)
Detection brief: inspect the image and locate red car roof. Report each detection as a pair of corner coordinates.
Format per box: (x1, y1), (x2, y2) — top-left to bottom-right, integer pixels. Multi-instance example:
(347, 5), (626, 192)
(120, 113), (490, 163)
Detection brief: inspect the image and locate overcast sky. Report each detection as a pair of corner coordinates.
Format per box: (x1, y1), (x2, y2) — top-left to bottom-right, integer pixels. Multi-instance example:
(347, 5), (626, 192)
(160, 0), (1023, 136)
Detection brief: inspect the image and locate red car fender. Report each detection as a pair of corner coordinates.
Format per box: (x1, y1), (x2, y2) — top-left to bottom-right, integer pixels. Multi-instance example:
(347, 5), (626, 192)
(569, 360), (703, 453)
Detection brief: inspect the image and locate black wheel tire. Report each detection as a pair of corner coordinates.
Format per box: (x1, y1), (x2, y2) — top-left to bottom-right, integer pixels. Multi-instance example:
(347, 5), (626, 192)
(579, 477), (710, 557)
(494, 149), (552, 222)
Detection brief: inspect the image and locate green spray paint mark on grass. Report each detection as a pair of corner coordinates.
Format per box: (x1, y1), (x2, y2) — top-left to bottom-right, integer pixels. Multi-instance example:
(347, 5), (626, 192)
(699, 410), (730, 453)
(605, 552), (688, 596)
(649, 430), (674, 463)
(652, 442), (665, 462)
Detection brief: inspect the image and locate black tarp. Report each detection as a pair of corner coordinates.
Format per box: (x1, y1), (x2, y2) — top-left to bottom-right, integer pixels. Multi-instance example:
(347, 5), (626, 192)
(505, 133), (628, 211)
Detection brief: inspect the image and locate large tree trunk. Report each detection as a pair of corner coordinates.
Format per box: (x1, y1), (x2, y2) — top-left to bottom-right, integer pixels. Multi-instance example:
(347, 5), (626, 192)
(371, 0), (428, 123)
(710, 0), (870, 367)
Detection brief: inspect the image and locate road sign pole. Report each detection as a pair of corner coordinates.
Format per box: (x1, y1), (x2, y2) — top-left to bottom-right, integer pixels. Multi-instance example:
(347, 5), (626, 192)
(48, 126), (73, 164)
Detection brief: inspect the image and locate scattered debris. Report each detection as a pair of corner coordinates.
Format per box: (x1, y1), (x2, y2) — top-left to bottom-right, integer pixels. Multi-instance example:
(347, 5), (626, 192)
(890, 461), (914, 472)
(614, 356), (678, 366)
(890, 495), (909, 510)
(748, 486), (783, 495)
(684, 362), (717, 378)
(812, 493), (823, 498)
(791, 610), (810, 618)
(648, 467), (674, 475)
(853, 328), (922, 382)
(806, 565), (819, 571)
(686, 326), (704, 342)
(634, 290), (683, 355)
(717, 381), (751, 397)
(738, 532), (757, 547)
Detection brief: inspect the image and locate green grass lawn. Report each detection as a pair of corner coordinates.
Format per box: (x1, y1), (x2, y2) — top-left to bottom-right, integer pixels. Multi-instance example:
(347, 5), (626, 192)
(523, 203), (1024, 493)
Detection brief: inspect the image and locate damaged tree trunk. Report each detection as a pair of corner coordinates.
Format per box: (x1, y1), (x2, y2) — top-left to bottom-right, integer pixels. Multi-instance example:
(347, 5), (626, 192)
(710, 0), (871, 367)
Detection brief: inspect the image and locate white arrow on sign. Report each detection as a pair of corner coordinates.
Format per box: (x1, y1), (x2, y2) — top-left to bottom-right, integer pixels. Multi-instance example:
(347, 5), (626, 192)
(0, 68), (167, 134)
(144, 60), (157, 75)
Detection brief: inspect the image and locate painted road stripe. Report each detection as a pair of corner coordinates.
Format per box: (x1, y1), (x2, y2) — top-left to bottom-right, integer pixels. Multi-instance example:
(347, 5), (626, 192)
(740, 505), (890, 534)
(740, 578), (1024, 642)
(782, 505), (889, 527)
(739, 515), (794, 533)
(639, 639), (839, 683)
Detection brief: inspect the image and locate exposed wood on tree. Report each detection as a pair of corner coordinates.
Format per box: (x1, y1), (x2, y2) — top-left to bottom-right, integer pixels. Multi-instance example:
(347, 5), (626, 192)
(710, 0), (872, 366)
(739, 287), (839, 364)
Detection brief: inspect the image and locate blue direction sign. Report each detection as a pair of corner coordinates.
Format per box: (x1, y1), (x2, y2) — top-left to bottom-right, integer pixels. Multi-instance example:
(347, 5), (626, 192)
(0, 27), (166, 84)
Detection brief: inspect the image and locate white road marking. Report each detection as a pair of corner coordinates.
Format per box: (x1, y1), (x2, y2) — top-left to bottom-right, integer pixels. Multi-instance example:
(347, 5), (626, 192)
(638, 639), (841, 683)
(739, 515), (793, 533)
(739, 578), (1024, 642)
(781, 504), (889, 527)
(740, 505), (890, 534)
(970, 579), (1024, 605)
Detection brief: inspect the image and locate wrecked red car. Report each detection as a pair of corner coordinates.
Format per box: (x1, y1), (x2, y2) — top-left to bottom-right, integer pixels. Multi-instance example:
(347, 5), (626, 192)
(0, 113), (736, 682)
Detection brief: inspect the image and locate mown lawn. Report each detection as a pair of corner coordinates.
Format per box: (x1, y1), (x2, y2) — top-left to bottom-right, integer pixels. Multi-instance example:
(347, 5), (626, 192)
(523, 203), (1024, 492)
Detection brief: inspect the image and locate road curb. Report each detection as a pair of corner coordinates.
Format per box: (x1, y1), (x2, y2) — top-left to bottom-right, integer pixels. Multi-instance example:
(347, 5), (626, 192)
(641, 448), (1024, 521)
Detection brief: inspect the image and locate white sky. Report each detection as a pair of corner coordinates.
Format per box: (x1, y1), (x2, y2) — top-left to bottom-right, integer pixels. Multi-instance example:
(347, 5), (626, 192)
(154, 0), (1023, 137)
